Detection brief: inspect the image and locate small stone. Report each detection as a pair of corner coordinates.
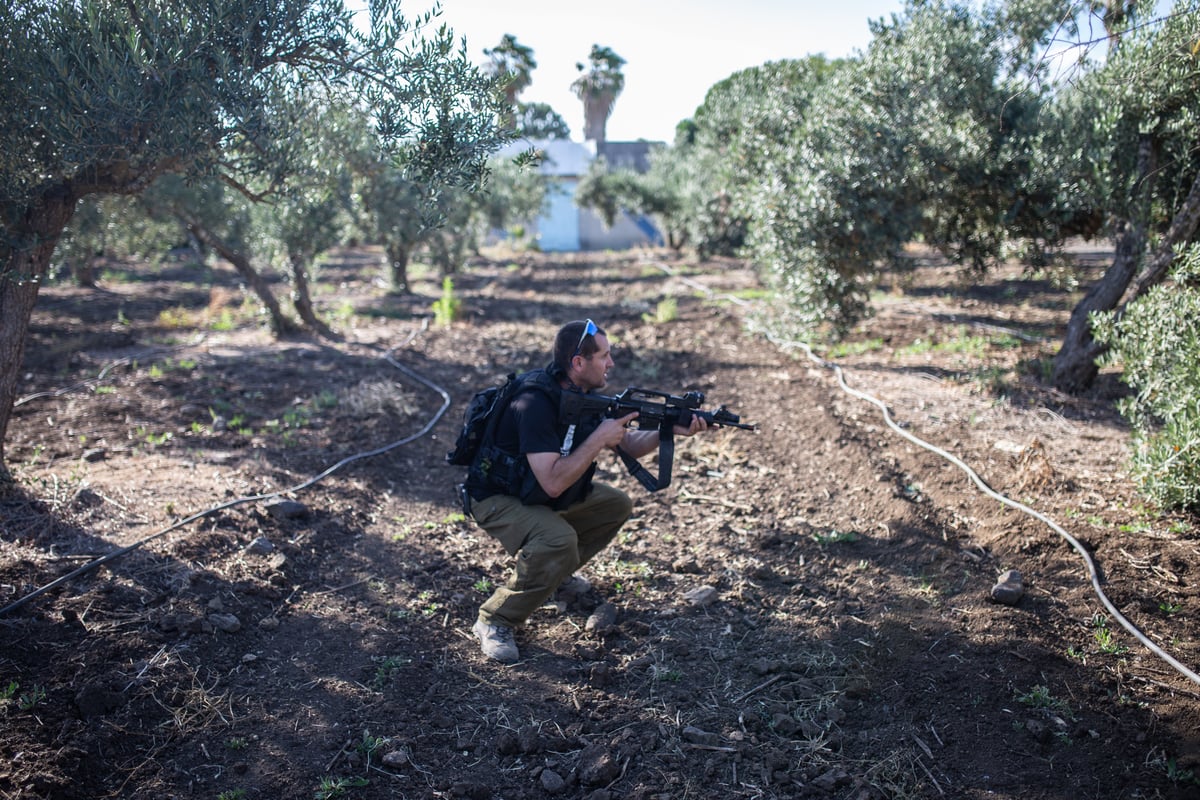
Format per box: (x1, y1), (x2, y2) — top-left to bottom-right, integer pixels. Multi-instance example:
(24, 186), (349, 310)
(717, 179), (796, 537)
(209, 612), (241, 633)
(495, 731), (519, 756)
(540, 769), (566, 794)
(671, 557), (701, 574)
(577, 742), (620, 786)
(799, 719), (823, 739)
(681, 725), (720, 747)
(585, 602), (617, 632)
(72, 486), (103, 508)
(991, 569), (1024, 605)
(264, 499), (308, 520)
(750, 657), (779, 676)
(811, 768), (851, 792)
(589, 663), (612, 688)
(626, 655), (654, 671)
(449, 781), (491, 800)
(382, 749), (410, 768)
(771, 714), (799, 737)
(245, 536), (275, 555)
(258, 616), (280, 631)
(575, 644), (602, 661)
(517, 725), (541, 754)
(683, 585), (718, 608)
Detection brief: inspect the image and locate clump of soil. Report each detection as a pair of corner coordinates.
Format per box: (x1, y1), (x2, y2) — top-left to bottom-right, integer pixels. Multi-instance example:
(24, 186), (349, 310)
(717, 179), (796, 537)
(1, 246), (1198, 800)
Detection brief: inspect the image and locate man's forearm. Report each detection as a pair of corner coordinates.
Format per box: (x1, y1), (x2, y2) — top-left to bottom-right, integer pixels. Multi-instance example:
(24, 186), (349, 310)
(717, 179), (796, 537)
(620, 429), (659, 459)
(528, 438), (606, 497)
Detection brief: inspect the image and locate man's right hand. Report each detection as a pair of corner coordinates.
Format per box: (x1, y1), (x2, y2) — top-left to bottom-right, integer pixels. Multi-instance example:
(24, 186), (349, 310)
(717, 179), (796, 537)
(597, 412), (638, 449)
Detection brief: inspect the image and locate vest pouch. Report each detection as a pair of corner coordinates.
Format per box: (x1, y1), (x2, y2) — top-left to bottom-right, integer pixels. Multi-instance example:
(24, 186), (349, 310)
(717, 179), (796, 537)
(470, 444), (527, 498)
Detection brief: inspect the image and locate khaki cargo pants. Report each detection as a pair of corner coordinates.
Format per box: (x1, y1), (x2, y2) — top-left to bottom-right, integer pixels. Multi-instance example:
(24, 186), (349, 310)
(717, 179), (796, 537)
(472, 483), (633, 629)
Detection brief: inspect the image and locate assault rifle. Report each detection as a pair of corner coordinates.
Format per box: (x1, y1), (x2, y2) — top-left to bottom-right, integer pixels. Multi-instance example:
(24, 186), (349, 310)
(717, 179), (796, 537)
(560, 387), (756, 492)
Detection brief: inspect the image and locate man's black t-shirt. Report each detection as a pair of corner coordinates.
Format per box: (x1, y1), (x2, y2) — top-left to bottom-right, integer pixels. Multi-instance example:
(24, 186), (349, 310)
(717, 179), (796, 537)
(493, 388), (563, 459)
(482, 377), (602, 508)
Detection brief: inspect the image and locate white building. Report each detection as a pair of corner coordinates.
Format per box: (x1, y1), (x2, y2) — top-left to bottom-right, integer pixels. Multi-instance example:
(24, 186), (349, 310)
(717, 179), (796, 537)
(495, 138), (664, 252)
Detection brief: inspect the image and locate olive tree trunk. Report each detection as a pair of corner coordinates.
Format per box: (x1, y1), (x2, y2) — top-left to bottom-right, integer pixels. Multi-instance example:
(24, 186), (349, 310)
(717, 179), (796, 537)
(1051, 220), (1148, 393)
(1052, 135), (1153, 394)
(288, 252), (336, 339)
(185, 222), (299, 337)
(387, 242), (411, 294)
(0, 192), (78, 481)
(1053, 138), (1200, 393)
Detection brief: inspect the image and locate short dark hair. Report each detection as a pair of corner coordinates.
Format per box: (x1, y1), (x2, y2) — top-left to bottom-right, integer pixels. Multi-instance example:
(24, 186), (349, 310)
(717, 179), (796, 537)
(552, 319), (605, 374)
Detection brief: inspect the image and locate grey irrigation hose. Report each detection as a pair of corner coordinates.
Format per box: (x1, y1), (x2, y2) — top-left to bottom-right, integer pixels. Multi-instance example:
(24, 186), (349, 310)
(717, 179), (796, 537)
(0, 340), (451, 617)
(775, 336), (1200, 689)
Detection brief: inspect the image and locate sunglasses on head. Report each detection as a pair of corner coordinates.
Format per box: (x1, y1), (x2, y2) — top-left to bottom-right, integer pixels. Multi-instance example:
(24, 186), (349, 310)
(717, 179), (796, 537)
(573, 319), (597, 359)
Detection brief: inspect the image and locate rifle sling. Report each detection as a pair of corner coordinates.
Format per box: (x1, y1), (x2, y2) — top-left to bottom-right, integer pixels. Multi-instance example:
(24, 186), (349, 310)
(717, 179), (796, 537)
(615, 422), (674, 492)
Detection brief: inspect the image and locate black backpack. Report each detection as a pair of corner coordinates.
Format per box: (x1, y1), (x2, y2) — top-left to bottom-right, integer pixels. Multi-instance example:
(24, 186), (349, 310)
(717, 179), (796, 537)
(445, 372), (523, 467)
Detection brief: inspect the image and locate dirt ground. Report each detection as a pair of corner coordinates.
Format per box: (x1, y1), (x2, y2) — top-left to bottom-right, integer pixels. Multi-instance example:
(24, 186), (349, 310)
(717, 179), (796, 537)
(1, 244), (1198, 800)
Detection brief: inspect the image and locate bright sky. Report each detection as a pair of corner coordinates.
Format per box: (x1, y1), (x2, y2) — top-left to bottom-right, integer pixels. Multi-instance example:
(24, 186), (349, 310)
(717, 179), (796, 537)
(415, 0), (909, 144)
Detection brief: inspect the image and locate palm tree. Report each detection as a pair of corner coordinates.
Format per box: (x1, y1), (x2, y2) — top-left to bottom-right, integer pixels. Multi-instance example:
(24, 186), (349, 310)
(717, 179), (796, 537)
(571, 45), (626, 143)
(484, 34), (537, 131)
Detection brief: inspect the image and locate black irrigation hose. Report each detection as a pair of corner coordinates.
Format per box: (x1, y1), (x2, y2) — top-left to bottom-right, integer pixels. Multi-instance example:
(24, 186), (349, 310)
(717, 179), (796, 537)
(776, 335), (1200, 689)
(13, 263), (1199, 690)
(14, 336), (207, 408)
(644, 256), (1200, 689)
(0, 338), (451, 617)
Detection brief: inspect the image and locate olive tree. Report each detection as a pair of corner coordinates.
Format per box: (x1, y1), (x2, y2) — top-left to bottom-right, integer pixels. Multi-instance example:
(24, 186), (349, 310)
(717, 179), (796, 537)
(0, 0), (506, 474)
(1092, 246), (1200, 509)
(741, 0), (1065, 338)
(354, 157), (440, 294)
(262, 96), (367, 337)
(469, 154), (549, 248)
(53, 194), (185, 287)
(1050, 1), (1200, 392)
(682, 58), (837, 259)
(574, 151), (685, 251)
(744, 57), (918, 336)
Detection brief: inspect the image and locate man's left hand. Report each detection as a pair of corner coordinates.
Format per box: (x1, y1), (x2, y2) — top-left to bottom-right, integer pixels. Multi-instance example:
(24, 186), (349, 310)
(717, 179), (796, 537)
(674, 413), (709, 437)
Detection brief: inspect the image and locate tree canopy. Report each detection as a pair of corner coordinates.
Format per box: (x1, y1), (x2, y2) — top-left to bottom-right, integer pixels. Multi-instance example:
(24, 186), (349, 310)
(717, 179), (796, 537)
(0, 0), (507, 472)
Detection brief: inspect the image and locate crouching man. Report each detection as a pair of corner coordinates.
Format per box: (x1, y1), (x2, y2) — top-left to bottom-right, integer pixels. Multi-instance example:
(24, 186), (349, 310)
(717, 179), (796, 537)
(464, 319), (708, 663)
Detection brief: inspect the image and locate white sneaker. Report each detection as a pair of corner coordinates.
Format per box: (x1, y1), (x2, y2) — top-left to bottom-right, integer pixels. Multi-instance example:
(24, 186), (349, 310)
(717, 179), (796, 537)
(472, 619), (519, 663)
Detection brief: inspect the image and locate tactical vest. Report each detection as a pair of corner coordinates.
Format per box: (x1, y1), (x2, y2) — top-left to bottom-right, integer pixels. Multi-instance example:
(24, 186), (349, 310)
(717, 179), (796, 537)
(466, 369), (604, 509)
